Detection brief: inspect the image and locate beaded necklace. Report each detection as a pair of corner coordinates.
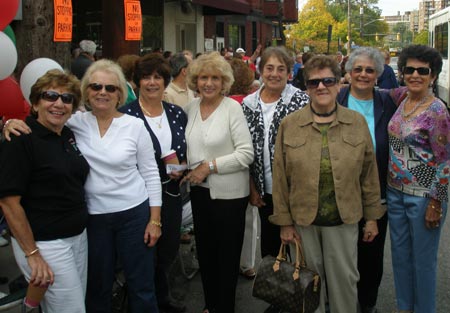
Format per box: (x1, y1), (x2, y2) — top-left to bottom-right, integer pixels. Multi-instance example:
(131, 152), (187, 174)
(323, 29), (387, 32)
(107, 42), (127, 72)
(401, 94), (431, 118)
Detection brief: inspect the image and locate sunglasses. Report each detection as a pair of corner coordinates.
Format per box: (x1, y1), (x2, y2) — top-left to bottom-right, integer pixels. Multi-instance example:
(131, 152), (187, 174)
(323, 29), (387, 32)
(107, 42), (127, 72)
(352, 67), (376, 74)
(402, 66), (431, 76)
(88, 83), (119, 93)
(306, 77), (338, 89)
(40, 91), (75, 104)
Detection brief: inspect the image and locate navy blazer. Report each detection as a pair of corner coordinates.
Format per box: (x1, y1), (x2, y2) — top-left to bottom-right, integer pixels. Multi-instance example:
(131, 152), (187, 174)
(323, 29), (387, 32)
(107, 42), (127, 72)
(337, 86), (397, 199)
(119, 99), (188, 193)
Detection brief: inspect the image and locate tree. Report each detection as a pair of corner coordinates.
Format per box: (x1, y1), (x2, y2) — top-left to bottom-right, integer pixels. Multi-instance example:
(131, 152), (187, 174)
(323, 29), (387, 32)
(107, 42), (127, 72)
(413, 30), (429, 45)
(286, 0), (345, 53)
(14, 0), (71, 75)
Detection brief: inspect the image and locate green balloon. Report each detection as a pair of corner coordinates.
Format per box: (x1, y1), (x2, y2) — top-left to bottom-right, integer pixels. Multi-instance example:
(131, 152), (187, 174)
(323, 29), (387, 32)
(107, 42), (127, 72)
(2, 25), (16, 45)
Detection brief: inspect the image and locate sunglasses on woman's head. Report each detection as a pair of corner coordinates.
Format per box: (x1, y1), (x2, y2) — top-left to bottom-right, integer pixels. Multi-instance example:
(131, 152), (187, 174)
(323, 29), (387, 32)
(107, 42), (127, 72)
(306, 77), (337, 89)
(40, 91), (75, 104)
(352, 67), (376, 74)
(88, 83), (119, 93)
(402, 66), (431, 76)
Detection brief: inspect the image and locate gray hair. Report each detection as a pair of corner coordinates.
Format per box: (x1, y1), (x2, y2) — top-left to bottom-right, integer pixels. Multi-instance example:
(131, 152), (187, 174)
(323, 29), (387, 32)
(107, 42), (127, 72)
(344, 47), (385, 77)
(170, 53), (189, 77)
(79, 40), (97, 56)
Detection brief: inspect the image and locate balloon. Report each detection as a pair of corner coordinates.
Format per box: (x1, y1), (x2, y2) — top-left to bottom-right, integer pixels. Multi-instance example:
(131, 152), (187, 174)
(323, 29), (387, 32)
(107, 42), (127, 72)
(0, 31), (18, 80)
(0, 0), (19, 31)
(2, 100), (30, 121)
(20, 58), (63, 103)
(2, 25), (16, 45)
(0, 77), (25, 116)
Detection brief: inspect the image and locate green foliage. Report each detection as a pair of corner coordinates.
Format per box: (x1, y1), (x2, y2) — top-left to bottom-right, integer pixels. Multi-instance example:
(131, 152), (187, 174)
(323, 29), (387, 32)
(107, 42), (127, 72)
(414, 30), (429, 45)
(286, 0), (387, 53)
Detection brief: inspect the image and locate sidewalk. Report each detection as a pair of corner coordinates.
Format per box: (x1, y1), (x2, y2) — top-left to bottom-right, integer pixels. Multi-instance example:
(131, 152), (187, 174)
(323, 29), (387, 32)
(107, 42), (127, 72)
(1, 223), (450, 312)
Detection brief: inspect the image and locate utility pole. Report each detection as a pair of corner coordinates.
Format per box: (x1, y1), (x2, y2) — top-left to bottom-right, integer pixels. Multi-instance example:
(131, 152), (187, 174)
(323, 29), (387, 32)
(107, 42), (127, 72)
(360, 6), (364, 38)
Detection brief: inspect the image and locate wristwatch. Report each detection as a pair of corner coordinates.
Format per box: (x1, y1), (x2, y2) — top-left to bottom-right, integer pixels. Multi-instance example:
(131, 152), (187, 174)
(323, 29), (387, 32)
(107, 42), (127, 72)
(208, 161), (215, 173)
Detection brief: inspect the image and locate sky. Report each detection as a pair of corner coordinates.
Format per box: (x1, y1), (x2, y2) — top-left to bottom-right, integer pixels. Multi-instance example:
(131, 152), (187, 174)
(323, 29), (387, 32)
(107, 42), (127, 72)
(377, 0), (421, 16)
(298, 0), (421, 16)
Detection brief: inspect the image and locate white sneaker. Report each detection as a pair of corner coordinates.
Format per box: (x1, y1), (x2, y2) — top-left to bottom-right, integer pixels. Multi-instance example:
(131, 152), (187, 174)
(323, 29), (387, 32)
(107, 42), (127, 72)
(0, 235), (9, 247)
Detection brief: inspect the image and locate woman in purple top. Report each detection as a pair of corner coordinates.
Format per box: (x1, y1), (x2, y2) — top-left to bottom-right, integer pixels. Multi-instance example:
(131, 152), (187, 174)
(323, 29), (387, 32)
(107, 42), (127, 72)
(387, 44), (450, 313)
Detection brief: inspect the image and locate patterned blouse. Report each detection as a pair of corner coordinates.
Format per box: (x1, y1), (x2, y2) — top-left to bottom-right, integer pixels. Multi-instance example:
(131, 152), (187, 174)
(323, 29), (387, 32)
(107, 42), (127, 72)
(242, 84), (309, 196)
(387, 93), (450, 202)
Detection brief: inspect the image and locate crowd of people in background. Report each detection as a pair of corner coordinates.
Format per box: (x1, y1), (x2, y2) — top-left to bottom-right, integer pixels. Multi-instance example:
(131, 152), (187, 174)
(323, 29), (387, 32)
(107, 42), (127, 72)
(0, 41), (449, 313)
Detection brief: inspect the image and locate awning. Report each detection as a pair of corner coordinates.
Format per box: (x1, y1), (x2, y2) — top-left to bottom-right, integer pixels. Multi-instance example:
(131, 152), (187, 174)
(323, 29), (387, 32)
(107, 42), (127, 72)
(192, 0), (250, 15)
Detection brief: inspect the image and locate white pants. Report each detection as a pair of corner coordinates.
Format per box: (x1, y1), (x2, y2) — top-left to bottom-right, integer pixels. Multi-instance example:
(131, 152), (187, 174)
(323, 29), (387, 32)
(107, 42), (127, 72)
(12, 230), (88, 313)
(240, 204), (258, 270)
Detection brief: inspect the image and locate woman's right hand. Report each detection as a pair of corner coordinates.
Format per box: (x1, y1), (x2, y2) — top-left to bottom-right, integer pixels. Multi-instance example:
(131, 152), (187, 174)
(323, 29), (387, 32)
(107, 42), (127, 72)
(3, 119), (31, 141)
(27, 252), (54, 287)
(280, 225), (300, 244)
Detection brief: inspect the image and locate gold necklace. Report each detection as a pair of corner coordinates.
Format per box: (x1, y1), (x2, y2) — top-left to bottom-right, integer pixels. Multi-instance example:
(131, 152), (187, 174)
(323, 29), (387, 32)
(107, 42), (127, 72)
(139, 100), (164, 128)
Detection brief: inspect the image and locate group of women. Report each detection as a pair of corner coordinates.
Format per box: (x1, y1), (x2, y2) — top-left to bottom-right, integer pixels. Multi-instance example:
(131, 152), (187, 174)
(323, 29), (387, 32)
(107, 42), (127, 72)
(0, 43), (448, 313)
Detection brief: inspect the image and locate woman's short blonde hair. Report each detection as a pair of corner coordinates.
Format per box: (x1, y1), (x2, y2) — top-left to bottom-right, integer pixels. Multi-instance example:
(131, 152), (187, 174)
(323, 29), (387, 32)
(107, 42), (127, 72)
(186, 51), (234, 94)
(80, 59), (128, 109)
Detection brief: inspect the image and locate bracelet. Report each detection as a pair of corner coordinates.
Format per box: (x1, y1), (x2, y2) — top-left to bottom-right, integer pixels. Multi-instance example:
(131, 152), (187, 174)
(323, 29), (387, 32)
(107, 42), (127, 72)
(25, 248), (39, 258)
(208, 161), (215, 173)
(150, 220), (162, 227)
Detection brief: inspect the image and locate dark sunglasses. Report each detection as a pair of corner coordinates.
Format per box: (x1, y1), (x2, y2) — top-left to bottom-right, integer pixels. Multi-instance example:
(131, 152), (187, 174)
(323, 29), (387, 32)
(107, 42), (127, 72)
(352, 67), (376, 74)
(306, 77), (338, 89)
(40, 91), (75, 104)
(402, 66), (431, 76)
(88, 83), (119, 93)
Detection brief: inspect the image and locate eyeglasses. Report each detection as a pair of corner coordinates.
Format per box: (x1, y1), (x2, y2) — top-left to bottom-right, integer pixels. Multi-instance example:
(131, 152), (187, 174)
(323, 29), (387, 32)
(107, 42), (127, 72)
(352, 67), (376, 74)
(306, 77), (338, 89)
(88, 83), (119, 93)
(402, 66), (431, 76)
(40, 91), (75, 104)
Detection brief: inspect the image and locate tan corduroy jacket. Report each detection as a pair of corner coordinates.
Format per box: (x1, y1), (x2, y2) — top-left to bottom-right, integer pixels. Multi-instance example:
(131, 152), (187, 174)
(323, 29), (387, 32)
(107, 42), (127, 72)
(269, 103), (385, 226)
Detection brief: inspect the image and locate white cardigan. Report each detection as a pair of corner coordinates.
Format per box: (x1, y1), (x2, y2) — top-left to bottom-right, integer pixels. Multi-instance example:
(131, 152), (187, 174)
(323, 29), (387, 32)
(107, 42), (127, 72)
(184, 97), (254, 199)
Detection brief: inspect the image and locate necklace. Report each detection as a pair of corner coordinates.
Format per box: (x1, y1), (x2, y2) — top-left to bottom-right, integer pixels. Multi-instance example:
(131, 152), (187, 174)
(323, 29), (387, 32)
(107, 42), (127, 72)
(310, 103), (337, 117)
(401, 94), (430, 118)
(139, 100), (164, 128)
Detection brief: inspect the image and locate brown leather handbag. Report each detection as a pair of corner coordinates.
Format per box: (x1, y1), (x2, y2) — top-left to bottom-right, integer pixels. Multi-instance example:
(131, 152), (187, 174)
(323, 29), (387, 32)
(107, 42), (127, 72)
(252, 239), (321, 313)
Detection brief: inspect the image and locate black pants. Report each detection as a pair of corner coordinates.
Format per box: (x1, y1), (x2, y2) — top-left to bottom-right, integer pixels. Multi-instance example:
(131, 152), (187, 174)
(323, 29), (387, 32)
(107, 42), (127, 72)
(258, 194), (282, 258)
(357, 212), (388, 308)
(155, 192), (183, 305)
(190, 186), (248, 313)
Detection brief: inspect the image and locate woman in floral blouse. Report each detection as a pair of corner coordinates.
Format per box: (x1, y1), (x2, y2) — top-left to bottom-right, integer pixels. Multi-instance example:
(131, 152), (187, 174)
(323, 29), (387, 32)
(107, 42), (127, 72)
(388, 44), (450, 313)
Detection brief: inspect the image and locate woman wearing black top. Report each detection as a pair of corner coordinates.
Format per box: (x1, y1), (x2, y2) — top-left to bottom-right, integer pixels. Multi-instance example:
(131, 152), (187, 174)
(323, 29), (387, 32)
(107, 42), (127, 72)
(0, 70), (89, 313)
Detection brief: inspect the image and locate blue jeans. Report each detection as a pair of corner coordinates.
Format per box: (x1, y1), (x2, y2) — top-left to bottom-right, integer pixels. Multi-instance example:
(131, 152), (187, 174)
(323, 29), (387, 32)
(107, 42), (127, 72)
(387, 187), (447, 313)
(85, 200), (158, 313)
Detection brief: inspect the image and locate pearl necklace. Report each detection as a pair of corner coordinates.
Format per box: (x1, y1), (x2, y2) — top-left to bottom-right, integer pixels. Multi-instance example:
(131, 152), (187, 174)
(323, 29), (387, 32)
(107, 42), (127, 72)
(401, 94), (431, 118)
(139, 100), (164, 128)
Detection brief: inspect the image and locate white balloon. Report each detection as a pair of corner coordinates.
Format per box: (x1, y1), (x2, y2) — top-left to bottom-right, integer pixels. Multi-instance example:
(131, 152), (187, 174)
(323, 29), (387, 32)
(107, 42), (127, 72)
(20, 58), (63, 103)
(0, 31), (18, 80)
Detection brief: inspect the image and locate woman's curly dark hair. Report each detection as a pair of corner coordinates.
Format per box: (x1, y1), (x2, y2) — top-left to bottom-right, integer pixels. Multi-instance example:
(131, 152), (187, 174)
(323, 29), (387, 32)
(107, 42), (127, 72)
(398, 45), (443, 78)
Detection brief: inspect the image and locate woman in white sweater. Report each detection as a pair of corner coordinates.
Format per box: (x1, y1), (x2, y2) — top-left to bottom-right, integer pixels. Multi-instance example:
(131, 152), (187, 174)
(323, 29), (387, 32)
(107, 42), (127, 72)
(182, 52), (254, 313)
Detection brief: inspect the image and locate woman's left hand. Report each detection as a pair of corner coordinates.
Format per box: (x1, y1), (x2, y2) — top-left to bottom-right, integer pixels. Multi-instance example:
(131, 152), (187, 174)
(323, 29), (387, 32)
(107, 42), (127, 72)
(425, 199), (442, 229)
(144, 221), (161, 247)
(362, 220), (378, 242)
(168, 170), (184, 181)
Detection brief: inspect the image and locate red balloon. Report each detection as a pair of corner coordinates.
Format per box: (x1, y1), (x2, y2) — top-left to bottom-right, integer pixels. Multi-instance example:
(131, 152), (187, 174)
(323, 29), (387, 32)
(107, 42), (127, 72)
(3, 100), (30, 121)
(0, 76), (26, 116)
(0, 0), (19, 31)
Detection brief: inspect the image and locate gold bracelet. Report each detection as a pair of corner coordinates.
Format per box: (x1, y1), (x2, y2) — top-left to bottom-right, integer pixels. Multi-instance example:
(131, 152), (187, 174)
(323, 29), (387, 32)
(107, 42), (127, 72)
(25, 248), (39, 258)
(150, 220), (162, 227)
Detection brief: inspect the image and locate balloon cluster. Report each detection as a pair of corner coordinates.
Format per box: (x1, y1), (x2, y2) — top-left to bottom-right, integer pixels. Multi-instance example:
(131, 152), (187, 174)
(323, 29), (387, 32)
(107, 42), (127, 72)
(0, 0), (63, 121)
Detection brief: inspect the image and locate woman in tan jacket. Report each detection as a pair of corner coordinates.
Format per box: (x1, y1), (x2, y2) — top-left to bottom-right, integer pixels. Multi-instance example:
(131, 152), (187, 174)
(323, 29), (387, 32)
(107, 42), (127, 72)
(270, 55), (385, 313)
